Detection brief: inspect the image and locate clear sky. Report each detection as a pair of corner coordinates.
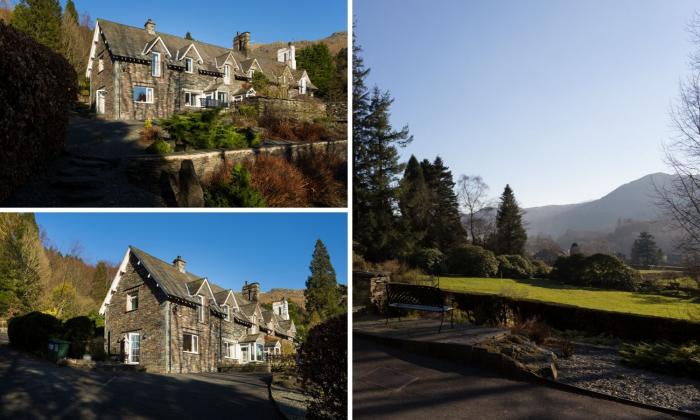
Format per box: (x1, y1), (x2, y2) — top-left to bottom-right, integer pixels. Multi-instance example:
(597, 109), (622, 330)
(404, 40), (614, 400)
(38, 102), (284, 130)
(35, 213), (348, 291)
(61, 0), (346, 46)
(355, 0), (699, 207)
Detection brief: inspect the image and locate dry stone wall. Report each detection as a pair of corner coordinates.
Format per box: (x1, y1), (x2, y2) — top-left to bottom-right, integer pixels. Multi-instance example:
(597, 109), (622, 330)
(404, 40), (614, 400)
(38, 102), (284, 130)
(244, 96), (327, 122)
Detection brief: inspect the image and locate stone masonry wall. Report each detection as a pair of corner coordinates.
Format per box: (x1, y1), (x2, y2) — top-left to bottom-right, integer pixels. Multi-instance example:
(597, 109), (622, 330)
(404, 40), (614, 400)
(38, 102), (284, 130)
(244, 96), (327, 122)
(90, 34), (116, 119)
(104, 255), (168, 372)
(126, 139), (347, 193)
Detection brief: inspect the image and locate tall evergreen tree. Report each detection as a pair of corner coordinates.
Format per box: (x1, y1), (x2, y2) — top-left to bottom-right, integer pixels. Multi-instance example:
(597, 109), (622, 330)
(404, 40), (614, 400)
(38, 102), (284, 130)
(493, 185), (527, 255)
(90, 261), (110, 303)
(184, 31), (193, 40)
(304, 239), (340, 320)
(630, 232), (662, 266)
(296, 43), (335, 98)
(398, 155), (430, 254)
(353, 33), (412, 261)
(63, 0), (77, 22)
(11, 0), (62, 51)
(421, 157), (467, 252)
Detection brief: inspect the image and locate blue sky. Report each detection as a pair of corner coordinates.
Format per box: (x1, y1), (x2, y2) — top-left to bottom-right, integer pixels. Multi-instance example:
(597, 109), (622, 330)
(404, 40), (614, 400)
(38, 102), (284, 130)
(356, 0), (699, 207)
(60, 0), (346, 45)
(35, 213), (348, 290)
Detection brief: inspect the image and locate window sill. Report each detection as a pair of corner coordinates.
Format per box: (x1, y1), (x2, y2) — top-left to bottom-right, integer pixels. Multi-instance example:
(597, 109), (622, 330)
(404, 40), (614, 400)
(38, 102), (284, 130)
(125, 309), (138, 313)
(183, 351), (199, 355)
(133, 101), (154, 104)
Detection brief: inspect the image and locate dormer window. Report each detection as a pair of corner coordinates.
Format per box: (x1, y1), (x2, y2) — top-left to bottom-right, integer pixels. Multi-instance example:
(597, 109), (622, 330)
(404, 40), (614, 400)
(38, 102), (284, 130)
(247, 69), (254, 78)
(222, 304), (230, 321)
(185, 57), (193, 73)
(197, 295), (205, 322)
(224, 64), (230, 84)
(151, 52), (161, 77)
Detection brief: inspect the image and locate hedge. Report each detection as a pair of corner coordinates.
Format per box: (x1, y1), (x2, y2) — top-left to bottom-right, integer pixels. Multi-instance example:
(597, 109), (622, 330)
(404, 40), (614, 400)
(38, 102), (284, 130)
(299, 313), (347, 419)
(0, 22), (76, 202)
(7, 311), (63, 354)
(449, 291), (700, 344)
(446, 244), (498, 277)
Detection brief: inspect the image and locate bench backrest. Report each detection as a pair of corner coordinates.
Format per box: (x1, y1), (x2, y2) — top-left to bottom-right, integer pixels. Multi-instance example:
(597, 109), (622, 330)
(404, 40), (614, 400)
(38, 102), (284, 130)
(385, 282), (445, 307)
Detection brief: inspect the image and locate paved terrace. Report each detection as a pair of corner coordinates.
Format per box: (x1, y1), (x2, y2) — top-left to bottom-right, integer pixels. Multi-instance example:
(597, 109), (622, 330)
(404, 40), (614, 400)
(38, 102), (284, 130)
(354, 317), (509, 346)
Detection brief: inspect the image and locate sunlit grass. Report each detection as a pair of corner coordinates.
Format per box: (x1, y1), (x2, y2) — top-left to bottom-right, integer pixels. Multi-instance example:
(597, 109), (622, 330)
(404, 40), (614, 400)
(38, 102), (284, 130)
(438, 276), (700, 321)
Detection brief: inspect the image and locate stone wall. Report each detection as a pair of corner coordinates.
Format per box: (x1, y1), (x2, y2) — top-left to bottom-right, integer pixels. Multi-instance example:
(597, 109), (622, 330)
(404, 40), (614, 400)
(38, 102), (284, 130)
(126, 139), (347, 193)
(244, 96), (327, 122)
(354, 271), (391, 311)
(326, 101), (348, 122)
(104, 254), (168, 372)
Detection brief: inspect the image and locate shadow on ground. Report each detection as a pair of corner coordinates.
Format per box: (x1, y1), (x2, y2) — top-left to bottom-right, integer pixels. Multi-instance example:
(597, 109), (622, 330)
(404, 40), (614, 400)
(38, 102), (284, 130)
(0, 343), (280, 419)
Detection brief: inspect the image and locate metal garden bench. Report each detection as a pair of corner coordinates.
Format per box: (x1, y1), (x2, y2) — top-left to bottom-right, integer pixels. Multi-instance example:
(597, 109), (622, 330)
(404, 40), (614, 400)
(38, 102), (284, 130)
(385, 282), (454, 333)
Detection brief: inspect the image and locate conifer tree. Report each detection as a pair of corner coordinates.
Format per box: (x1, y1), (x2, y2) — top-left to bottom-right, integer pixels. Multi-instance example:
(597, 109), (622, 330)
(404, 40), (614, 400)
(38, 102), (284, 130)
(184, 31), (193, 40)
(11, 0), (62, 51)
(296, 44), (335, 98)
(304, 239), (340, 321)
(421, 157), (466, 252)
(630, 232), (662, 266)
(353, 33), (413, 261)
(90, 261), (110, 303)
(64, 0), (77, 22)
(398, 155), (430, 253)
(493, 184), (527, 255)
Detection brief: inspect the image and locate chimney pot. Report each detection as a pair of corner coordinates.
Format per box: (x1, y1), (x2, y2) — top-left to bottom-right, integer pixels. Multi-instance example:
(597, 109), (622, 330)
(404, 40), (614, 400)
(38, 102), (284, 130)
(145, 18), (156, 35)
(173, 256), (186, 273)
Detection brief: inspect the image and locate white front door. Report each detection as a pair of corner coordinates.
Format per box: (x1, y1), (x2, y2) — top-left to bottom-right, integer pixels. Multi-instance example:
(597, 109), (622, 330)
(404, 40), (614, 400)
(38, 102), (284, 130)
(96, 90), (106, 114)
(125, 332), (140, 364)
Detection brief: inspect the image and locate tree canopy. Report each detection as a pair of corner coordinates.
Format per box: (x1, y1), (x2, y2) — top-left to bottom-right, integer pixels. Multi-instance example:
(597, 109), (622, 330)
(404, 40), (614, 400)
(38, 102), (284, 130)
(11, 0), (62, 51)
(493, 184), (527, 255)
(304, 239), (341, 322)
(630, 232), (663, 266)
(296, 43), (335, 99)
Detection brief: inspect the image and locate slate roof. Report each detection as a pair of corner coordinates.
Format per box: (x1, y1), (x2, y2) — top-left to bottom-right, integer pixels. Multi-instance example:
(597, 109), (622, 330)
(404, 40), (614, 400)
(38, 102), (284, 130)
(127, 246), (294, 336)
(240, 333), (265, 343)
(96, 19), (313, 87)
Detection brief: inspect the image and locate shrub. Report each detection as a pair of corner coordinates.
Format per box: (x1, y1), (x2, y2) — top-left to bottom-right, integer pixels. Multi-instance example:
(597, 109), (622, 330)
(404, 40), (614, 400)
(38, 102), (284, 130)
(8, 311), (63, 354)
(531, 259), (551, 277)
(204, 163), (266, 207)
(413, 248), (444, 274)
(160, 110), (260, 150)
(146, 138), (173, 154)
(446, 245), (499, 277)
(63, 316), (95, 358)
(620, 341), (700, 379)
(511, 317), (550, 345)
(551, 253), (640, 291)
(295, 151), (347, 207)
(245, 154), (310, 207)
(0, 23), (77, 202)
(498, 255), (534, 279)
(299, 313), (347, 420)
(237, 104), (258, 118)
(259, 112), (336, 142)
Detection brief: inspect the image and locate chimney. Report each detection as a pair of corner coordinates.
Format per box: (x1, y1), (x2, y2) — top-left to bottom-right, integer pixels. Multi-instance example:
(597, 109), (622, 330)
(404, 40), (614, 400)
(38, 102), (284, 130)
(272, 298), (289, 320)
(242, 281), (259, 302)
(173, 256), (186, 273)
(144, 18), (156, 35)
(277, 43), (297, 70)
(233, 31), (250, 55)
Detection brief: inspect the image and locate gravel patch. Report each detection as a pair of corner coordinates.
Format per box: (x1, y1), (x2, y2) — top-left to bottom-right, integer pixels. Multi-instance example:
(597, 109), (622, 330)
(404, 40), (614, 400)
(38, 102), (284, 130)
(548, 342), (700, 414)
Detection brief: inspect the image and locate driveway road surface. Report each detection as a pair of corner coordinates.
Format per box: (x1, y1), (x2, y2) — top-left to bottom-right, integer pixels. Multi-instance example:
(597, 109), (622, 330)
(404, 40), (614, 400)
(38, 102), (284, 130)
(0, 340), (281, 420)
(353, 335), (680, 420)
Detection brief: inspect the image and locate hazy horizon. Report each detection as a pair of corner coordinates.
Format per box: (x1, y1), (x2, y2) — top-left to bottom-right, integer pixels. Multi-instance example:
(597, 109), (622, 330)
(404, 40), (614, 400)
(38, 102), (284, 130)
(356, 0), (697, 207)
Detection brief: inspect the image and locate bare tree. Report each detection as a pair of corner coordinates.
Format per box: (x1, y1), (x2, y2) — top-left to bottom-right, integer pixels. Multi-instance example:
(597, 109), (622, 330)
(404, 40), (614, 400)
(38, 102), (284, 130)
(457, 175), (490, 245)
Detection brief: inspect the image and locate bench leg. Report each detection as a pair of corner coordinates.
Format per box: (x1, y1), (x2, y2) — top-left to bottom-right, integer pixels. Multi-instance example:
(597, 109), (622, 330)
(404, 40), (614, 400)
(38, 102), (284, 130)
(451, 309), (454, 329)
(386, 307), (389, 325)
(439, 311), (444, 333)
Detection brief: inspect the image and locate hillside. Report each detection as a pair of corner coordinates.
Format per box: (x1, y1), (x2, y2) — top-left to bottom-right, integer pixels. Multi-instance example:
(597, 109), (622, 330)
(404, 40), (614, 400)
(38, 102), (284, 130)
(523, 173), (675, 238)
(250, 31), (348, 59)
(259, 288), (306, 310)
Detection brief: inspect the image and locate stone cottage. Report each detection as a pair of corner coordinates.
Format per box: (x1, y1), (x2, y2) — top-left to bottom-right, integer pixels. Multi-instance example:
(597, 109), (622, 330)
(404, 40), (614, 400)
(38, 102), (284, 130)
(85, 18), (317, 120)
(98, 246), (296, 373)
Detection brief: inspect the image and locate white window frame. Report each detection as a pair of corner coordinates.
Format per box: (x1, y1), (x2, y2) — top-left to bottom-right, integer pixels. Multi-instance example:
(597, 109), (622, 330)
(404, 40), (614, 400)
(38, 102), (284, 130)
(152, 52), (161, 77)
(183, 90), (202, 107)
(197, 295), (205, 322)
(185, 57), (193, 73)
(300, 77), (307, 95)
(183, 333), (199, 354)
(133, 86), (154, 104)
(125, 332), (140, 364)
(224, 64), (230, 84)
(222, 304), (230, 321)
(126, 291), (138, 311)
(223, 340), (238, 359)
(247, 69), (254, 78)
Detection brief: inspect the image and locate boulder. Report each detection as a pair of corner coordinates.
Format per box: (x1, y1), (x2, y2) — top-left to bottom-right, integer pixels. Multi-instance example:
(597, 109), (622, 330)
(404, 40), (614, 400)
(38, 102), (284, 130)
(176, 160), (204, 207)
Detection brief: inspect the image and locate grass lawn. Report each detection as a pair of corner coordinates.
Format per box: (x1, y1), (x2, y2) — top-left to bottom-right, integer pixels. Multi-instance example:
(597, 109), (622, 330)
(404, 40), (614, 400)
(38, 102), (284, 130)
(438, 276), (700, 321)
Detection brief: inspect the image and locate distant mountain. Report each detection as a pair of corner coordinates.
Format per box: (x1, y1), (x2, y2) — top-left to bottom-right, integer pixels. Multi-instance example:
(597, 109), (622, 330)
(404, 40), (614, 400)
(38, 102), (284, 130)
(524, 173), (675, 238)
(259, 288), (306, 310)
(250, 31), (348, 58)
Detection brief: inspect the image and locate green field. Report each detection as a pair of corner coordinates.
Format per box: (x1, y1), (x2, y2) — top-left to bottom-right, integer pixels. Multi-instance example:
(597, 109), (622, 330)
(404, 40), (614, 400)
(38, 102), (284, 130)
(438, 277), (700, 321)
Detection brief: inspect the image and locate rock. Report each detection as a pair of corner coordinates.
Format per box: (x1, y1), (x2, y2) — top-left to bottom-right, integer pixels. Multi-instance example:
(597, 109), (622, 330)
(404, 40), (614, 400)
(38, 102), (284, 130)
(176, 160), (204, 207)
(539, 361), (558, 381)
(159, 171), (179, 207)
